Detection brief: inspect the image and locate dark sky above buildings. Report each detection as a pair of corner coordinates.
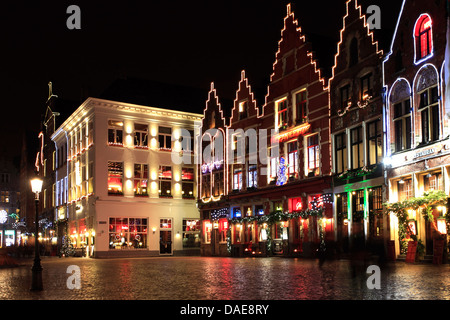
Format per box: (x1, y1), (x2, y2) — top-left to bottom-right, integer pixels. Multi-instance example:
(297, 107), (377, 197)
(0, 0), (403, 159)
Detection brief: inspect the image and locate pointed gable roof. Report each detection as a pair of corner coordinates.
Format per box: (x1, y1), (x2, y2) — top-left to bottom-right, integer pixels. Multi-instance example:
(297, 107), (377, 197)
(229, 70), (260, 127)
(263, 3), (327, 115)
(203, 82), (227, 130)
(329, 0), (383, 86)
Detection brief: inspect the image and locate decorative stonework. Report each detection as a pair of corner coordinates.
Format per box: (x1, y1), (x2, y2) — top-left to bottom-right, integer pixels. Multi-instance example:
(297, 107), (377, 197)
(415, 65), (438, 93)
(390, 79), (411, 104)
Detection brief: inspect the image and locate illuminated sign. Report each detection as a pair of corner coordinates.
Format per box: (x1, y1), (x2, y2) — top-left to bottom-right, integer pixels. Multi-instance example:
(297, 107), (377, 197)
(408, 220), (417, 236)
(289, 197), (303, 212)
(437, 218), (447, 234)
(273, 123), (311, 143)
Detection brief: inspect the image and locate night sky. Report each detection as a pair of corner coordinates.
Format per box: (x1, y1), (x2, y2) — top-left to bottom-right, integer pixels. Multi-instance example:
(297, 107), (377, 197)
(1, 0), (403, 160)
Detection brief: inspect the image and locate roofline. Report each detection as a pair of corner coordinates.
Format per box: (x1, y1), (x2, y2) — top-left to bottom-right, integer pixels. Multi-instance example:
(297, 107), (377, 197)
(52, 97), (204, 140)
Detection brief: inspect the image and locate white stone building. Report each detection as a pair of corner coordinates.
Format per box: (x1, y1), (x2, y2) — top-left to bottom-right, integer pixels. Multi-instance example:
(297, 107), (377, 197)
(52, 97), (203, 258)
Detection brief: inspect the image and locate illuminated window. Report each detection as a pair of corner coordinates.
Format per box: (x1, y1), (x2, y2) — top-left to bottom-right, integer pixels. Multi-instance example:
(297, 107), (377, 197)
(398, 178), (413, 201)
(107, 120), (123, 145)
(244, 221), (254, 243)
(307, 134), (320, 176)
(158, 126), (172, 150)
(340, 85), (351, 109)
(203, 220), (212, 244)
(233, 167), (243, 191)
(218, 218), (228, 243)
(181, 130), (194, 152)
(239, 101), (248, 120)
(181, 167), (194, 198)
(109, 217), (148, 249)
(158, 166), (172, 197)
(335, 133), (347, 174)
(182, 219), (200, 248)
(367, 120), (382, 166)
(415, 15), (432, 61)
(80, 125), (86, 150)
(247, 164), (257, 188)
(393, 99), (412, 152)
(212, 171), (223, 197)
(108, 161), (123, 195)
(419, 86), (439, 143)
(424, 172), (442, 191)
(134, 123), (148, 147)
(277, 99), (288, 129)
(361, 73), (372, 101)
(352, 190), (365, 214)
(350, 127), (363, 170)
(336, 193), (348, 216)
(0, 191), (9, 203)
(287, 141), (298, 177)
(134, 164), (148, 196)
(88, 121), (93, 146)
(210, 111), (215, 129)
(202, 174), (210, 199)
(270, 156), (278, 180)
(295, 90), (307, 124)
(369, 187), (382, 211)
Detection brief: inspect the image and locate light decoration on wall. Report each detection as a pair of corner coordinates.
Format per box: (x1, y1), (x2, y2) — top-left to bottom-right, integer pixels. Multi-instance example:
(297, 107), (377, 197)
(35, 132), (44, 172)
(413, 14), (434, 65)
(262, 3), (327, 119)
(210, 207), (229, 221)
(229, 70), (262, 124)
(272, 123), (311, 143)
(0, 210), (7, 224)
(276, 157), (288, 186)
(329, 0), (382, 88)
(200, 82), (227, 203)
(329, 0), (383, 118)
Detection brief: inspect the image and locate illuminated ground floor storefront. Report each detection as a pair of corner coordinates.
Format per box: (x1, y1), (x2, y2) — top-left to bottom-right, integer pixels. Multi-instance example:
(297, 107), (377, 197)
(200, 177), (334, 258)
(56, 198), (201, 258)
(385, 149), (450, 262)
(333, 175), (387, 257)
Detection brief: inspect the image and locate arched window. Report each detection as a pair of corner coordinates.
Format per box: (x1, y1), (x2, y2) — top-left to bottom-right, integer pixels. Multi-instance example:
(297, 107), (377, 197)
(414, 15), (433, 62)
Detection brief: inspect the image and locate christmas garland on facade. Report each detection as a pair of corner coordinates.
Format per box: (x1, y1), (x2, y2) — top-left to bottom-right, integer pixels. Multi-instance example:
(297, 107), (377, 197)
(227, 209), (324, 255)
(229, 209), (324, 225)
(384, 190), (448, 254)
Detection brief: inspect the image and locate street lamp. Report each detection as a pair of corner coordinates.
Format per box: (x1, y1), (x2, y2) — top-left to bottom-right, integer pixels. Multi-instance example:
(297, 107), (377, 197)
(30, 177), (43, 291)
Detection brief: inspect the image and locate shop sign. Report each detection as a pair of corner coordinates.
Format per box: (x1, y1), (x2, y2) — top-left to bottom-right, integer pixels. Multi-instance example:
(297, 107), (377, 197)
(413, 147), (436, 159)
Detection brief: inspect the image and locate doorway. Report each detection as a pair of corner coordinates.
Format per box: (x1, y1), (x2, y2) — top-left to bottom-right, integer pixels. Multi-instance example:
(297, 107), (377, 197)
(160, 230), (172, 254)
(159, 218), (173, 255)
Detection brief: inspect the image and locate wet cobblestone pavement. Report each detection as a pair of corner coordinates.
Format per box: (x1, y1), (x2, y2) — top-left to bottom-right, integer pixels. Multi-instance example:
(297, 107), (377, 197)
(0, 256), (449, 300)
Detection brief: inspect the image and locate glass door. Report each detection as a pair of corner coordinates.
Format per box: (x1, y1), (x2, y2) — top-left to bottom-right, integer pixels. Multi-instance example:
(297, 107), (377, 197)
(159, 218), (172, 255)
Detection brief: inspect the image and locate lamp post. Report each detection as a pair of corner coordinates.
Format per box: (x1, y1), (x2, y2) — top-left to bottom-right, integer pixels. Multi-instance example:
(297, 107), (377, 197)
(30, 178), (43, 291)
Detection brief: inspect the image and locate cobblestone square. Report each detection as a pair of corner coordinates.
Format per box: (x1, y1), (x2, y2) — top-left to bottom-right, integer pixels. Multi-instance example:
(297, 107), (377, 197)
(1, 256), (449, 301)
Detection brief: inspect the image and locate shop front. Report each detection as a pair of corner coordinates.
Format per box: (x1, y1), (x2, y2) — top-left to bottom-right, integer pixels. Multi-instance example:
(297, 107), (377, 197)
(225, 194), (333, 258)
(385, 149), (450, 261)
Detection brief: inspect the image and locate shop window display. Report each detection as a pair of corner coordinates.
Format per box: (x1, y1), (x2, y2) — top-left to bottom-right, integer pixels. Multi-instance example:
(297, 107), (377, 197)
(109, 217), (148, 249)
